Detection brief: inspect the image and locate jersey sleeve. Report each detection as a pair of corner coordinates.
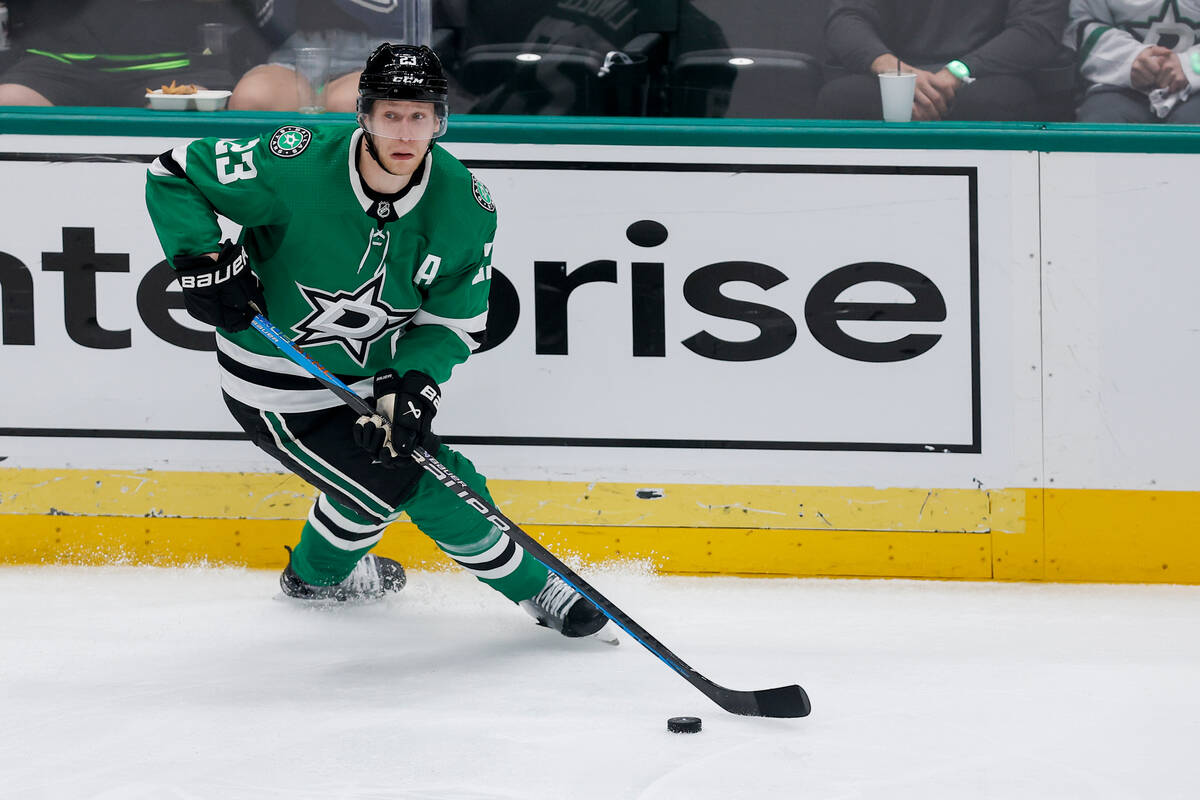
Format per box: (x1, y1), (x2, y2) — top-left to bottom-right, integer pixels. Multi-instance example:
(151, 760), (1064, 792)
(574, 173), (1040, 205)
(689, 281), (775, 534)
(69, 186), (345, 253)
(959, 0), (1067, 77)
(824, 0), (894, 74)
(391, 216), (497, 385)
(145, 132), (289, 261)
(1065, 0), (1144, 90)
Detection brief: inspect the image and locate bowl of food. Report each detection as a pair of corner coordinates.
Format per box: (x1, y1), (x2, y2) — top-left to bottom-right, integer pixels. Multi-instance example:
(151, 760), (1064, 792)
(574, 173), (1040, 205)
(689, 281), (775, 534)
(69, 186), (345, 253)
(192, 90), (233, 111)
(146, 81), (231, 111)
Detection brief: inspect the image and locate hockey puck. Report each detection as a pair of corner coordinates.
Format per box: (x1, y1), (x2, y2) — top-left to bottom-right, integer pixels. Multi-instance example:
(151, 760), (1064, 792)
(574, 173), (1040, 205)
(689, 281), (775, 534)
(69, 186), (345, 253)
(667, 716), (702, 733)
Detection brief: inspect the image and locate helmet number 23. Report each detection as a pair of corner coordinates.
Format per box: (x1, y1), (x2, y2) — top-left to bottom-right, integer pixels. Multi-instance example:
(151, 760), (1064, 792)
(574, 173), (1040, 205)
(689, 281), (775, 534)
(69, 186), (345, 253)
(215, 138), (261, 185)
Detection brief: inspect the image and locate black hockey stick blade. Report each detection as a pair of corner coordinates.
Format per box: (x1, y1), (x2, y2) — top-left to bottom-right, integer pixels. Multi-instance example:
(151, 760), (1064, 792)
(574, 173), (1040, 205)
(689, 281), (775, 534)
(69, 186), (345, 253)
(249, 312), (813, 719)
(703, 680), (812, 718)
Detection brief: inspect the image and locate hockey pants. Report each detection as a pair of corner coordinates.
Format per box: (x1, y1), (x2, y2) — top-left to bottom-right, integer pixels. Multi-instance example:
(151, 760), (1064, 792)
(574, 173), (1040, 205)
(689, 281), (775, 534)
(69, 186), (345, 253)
(224, 393), (548, 603)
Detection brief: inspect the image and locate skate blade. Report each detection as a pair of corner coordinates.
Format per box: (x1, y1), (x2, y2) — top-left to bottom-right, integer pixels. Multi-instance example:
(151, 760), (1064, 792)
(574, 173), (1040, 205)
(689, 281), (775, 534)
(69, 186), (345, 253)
(273, 591), (386, 607)
(589, 621), (620, 646)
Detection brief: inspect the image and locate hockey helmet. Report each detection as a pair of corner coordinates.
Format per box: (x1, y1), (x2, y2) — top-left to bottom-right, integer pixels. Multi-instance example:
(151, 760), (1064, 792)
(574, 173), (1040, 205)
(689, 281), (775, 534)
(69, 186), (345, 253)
(358, 43), (449, 140)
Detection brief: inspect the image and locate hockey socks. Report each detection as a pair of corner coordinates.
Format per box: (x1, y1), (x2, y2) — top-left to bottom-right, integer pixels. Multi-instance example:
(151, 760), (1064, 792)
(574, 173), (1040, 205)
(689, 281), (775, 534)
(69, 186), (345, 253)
(290, 446), (550, 602)
(435, 526), (548, 603)
(403, 445), (548, 603)
(290, 493), (396, 585)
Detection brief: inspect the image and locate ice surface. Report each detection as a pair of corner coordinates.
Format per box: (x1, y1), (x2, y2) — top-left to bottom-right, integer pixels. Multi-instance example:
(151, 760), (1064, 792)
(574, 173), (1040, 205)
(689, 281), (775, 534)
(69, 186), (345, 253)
(2, 566), (1199, 799)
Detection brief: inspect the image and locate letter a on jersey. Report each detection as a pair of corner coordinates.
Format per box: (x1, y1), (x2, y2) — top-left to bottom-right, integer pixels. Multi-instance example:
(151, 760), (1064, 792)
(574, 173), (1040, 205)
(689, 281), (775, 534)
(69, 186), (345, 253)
(292, 273), (415, 366)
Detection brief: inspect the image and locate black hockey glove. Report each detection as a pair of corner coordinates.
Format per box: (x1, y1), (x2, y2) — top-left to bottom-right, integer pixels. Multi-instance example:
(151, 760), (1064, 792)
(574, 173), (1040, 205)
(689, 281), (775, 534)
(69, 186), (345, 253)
(353, 369), (441, 467)
(173, 240), (267, 333)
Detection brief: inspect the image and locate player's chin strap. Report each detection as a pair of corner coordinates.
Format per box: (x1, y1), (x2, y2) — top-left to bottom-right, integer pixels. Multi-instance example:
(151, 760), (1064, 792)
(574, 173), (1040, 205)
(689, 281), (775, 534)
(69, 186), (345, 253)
(361, 129), (432, 176)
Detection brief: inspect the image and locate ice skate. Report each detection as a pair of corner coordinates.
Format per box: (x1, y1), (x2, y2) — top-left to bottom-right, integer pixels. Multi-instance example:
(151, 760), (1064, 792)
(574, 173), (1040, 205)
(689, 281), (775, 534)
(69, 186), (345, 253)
(520, 572), (619, 645)
(279, 546), (406, 602)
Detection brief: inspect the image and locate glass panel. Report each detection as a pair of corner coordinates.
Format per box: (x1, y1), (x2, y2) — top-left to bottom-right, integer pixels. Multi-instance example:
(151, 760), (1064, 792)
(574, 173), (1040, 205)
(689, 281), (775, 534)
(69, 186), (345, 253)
(0, 0), (433, 113)
(0, 0), (1192, 125)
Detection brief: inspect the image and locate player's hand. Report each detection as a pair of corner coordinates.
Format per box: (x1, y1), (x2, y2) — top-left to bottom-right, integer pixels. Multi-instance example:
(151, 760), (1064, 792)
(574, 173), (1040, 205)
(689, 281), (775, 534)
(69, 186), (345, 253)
(1157, 52), (1188, 93)
(173, 240), (267, 333)
(1132, 46), (1173, 91)
(353, 369), (440, 466)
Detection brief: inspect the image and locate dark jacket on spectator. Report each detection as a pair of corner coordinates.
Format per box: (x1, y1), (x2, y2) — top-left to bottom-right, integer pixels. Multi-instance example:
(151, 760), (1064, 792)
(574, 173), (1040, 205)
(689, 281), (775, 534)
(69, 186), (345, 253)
(825, 0), (1068, 77)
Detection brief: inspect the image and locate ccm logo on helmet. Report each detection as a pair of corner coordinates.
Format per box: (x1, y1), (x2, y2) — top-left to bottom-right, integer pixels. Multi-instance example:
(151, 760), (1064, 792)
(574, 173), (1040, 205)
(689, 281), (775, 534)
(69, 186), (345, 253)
(177, 251), (247, 289)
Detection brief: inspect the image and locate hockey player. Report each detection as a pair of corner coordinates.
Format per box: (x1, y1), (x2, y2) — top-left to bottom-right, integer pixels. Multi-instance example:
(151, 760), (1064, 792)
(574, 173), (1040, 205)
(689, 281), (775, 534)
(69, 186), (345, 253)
(145, 43), (614, 642)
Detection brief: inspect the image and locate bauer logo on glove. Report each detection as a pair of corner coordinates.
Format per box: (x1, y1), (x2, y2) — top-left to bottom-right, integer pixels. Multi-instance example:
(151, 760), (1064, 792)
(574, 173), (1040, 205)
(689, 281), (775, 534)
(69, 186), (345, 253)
(353, 369), (441, 467)
(176, 248), (247, 289)
(173, 240), (267, 333)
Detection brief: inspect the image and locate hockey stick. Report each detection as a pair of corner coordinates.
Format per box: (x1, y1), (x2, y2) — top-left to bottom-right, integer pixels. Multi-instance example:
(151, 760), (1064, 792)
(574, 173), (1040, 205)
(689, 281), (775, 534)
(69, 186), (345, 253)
(248, 312), (812, 718)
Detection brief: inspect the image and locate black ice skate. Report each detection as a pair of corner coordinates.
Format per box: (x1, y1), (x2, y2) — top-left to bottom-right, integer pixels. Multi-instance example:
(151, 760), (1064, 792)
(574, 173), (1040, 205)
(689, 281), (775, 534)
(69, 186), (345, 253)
(520, 572), (619, 644)
(279, 546), (406, 602)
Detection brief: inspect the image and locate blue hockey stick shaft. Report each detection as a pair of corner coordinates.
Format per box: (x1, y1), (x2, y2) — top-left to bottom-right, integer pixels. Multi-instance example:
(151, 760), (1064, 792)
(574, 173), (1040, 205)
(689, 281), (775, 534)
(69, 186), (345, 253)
(247, 312), (810, 718)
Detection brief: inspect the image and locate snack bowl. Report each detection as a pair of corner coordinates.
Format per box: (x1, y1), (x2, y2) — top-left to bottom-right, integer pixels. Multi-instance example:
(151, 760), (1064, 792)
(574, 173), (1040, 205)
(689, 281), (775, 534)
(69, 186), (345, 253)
(146, 89), (232, 111)
(146, 90), (194, 110)
(193, 90), (232, 111)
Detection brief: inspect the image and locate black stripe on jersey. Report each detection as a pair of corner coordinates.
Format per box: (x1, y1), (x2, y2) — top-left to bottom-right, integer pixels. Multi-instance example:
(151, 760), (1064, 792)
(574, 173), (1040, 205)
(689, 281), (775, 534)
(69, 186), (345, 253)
(156, 148), (190, 181)
(217, 350), (363, 393)
(313, 501), (383, 542)
(452, 537), (518, 573)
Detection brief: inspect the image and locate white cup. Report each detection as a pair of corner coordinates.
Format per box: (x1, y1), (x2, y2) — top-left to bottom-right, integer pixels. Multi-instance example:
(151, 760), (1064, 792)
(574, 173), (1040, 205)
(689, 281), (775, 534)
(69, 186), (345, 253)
(295, 47), (332, 113)
(878, 72), (916, 122)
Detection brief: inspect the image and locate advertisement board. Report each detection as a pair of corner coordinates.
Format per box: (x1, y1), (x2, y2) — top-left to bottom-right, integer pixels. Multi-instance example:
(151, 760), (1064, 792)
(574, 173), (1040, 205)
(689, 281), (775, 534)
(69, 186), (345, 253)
(0, 136), (1037, 488)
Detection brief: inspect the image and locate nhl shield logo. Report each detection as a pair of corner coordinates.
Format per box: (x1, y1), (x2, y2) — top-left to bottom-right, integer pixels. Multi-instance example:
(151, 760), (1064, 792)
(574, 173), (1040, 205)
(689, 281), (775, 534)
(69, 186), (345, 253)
(472, 174), (495, 212)
(270, 126), (312, 158)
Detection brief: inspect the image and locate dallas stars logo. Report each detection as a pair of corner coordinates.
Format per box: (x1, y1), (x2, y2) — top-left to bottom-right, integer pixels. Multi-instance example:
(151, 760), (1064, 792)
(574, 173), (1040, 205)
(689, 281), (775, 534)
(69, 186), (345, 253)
(1136, 3), (1198, 50)
(292, 274), (414, 366)
(270, 126), (312, 158)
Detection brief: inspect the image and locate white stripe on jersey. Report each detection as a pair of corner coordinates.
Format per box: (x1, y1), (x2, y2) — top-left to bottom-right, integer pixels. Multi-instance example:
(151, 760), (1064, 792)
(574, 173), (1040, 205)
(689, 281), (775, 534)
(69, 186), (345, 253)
(411, 308), (489, 352)
(217, 335), (373, 412)
(220, 369), (363, 413)
(217, 335), (315, 377)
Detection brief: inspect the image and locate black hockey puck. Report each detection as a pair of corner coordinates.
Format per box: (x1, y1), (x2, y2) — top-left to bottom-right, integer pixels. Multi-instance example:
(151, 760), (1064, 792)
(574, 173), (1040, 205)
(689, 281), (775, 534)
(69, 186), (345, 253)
(667, 716), (702, 733)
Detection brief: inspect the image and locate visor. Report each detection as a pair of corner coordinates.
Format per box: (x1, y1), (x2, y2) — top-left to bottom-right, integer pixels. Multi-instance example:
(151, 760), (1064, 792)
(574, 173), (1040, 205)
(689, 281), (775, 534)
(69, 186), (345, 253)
(358, 99), (448, 141)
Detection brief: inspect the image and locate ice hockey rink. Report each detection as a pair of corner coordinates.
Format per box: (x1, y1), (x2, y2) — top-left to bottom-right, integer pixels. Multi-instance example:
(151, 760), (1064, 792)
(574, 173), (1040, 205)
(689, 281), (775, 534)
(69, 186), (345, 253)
(3, 564), (1199, 800)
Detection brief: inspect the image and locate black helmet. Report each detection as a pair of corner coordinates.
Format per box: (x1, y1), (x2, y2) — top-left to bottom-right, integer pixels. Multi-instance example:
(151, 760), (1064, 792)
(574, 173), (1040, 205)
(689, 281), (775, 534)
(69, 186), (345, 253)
(358, 43), (449, 107)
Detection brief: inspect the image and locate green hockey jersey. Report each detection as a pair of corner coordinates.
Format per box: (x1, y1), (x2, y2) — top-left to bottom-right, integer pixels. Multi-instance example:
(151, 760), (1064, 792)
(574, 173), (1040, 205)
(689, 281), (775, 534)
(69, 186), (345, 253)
(145, 124), (497, 412)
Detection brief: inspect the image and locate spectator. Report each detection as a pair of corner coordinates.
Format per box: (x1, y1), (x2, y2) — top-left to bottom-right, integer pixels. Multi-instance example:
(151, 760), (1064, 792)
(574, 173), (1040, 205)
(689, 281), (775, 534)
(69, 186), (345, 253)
(443, 0), (724, 117)
(456, 0), (646, 115)
(229, 0), (425, 112)
(815, 0), (1069, 121)
(0, 0), (255, 107)
(1065, 0), (1200, 122)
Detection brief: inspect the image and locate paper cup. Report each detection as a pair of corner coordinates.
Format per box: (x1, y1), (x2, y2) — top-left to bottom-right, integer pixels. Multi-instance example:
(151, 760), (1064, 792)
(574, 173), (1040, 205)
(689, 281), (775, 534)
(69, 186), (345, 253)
(878, 72), (916, 122)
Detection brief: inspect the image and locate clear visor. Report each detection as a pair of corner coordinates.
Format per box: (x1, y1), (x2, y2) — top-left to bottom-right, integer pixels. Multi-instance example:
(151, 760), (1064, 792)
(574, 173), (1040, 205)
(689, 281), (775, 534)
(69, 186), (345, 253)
(358, 99), (448, 141)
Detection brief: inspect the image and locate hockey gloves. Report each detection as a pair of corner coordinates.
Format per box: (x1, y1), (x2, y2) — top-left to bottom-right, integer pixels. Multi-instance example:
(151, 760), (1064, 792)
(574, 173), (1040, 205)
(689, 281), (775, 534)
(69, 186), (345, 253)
(353, 369), (441, 466)
(173, 240), (267, 333)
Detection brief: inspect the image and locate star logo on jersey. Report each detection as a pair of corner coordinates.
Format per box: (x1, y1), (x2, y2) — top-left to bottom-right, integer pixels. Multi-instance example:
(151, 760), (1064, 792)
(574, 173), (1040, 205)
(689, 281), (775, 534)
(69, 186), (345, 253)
(1118, 2), (1196, 50)
(472, 174), (495, 212)
(292, 274), (414, 366)
(270, 126), (312, 158)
